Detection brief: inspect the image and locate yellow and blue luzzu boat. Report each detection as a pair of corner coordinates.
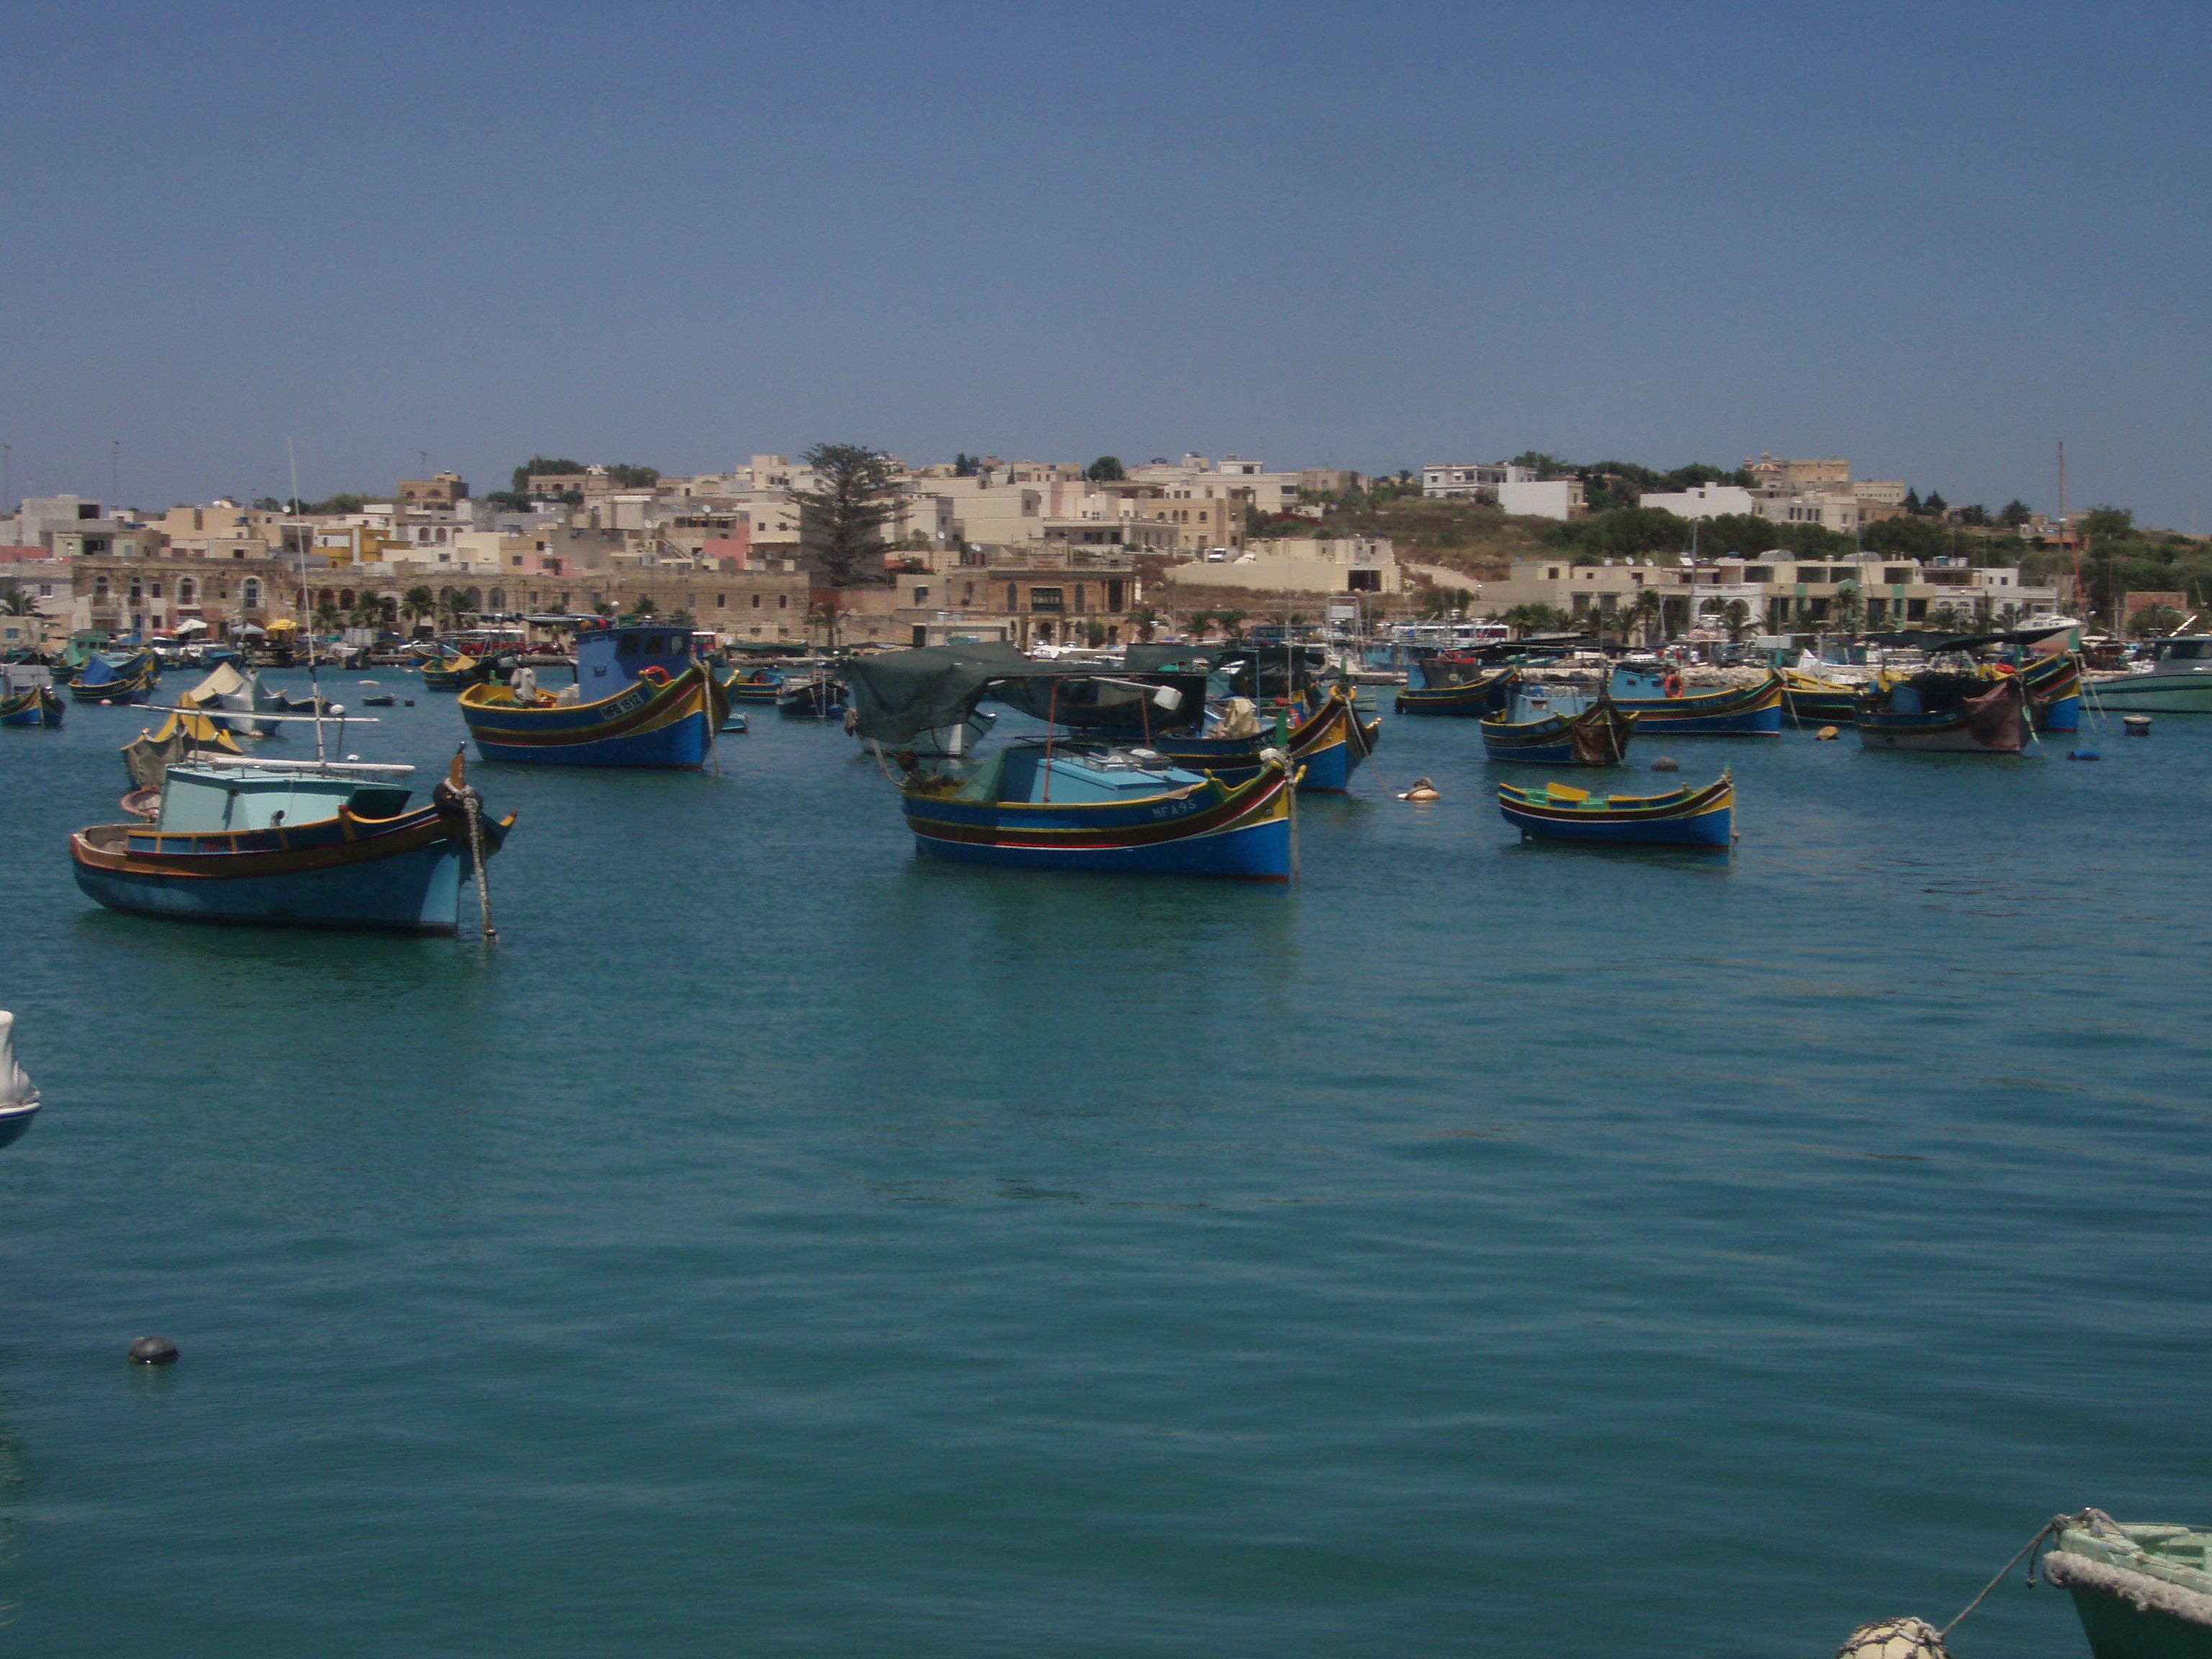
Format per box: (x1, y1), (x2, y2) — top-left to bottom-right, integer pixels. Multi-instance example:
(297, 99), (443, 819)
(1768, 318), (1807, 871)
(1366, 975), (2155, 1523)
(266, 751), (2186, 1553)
(0, 670), (63, 727)
(1146, 684), (1378, 794)
(459, 623), (713, 769)
(1481, 687), (1637, 765)
(1607, 667), (1784, 734)
(70, 649), (158, 704)
(1498, 772), (1733, 848)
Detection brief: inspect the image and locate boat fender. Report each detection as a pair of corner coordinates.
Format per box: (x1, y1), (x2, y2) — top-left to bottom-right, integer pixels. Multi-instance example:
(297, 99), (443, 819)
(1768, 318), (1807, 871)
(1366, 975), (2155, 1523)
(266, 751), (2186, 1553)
(1815, 725), (1839, 740)
(1651, 756), (1679, 772)
(128, 1336), (179, 1366)
(1661, 673), (1684, 698)
(1396, 775), (1439, 802)
(1834, 1616), (1946, 1658)
(2123, 714), (2152, 734)
(637, 665), (670, 685)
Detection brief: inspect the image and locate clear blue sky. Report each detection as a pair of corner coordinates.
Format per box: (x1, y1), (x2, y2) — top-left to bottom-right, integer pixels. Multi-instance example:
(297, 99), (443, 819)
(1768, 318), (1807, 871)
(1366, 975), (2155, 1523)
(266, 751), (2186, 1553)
(4, 1), (2206, 527)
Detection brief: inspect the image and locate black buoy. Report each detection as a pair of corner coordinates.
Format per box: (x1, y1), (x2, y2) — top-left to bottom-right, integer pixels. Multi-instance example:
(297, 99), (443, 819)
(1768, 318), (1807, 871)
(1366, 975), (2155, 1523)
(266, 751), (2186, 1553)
(128, 1336), (178, 1366)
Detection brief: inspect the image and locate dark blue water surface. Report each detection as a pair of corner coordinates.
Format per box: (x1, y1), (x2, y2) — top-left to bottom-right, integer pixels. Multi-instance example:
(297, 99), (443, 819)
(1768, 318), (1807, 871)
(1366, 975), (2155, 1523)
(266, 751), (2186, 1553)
(1, 675), (2204, 1656)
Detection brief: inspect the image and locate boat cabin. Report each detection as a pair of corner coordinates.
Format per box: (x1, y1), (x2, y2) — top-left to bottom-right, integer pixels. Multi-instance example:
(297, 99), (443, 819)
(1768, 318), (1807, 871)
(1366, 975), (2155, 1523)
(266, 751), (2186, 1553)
(948, 743), (1206, 805)
(147, 763), (414, 838)
(2145, 636), (2212, 665)
(576, 624), (696, 698)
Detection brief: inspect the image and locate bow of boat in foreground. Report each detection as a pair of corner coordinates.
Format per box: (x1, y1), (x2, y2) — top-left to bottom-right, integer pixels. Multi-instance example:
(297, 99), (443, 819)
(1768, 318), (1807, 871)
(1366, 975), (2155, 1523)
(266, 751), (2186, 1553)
(2044, 1512), (2212, 1659)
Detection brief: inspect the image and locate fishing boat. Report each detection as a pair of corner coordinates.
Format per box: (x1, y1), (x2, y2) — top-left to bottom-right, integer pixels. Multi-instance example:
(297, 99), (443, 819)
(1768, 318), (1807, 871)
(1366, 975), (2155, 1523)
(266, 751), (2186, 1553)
(0, 665), (63, 727)
(1856, 670), (2031, 752)
(70, 649), (159, 704)
(419, 649), (500, 691)
(1481, 686), (1636, 765)
(458, 624), (713, 768)
(2082, 636), (2212, 714)
(1148, 685), (1379, 793)
(777, 673), (849, 719)
(1498, 773), (1733, 848)
(2015, 648), (2083, 733)
(0, 1011), (38, 1150)
(1780, 667), (1863, 727)
(1607, 667), (1784, 734)
(1395, 660), (1519, 716)
(2044, 1511), (2212, 1659)
(120, 711), (245, 815)
(72, 750), (511, 934)
(178, 661), (287, 737)
(722, 665), (787, 703)
(848, 642), (1294, 880)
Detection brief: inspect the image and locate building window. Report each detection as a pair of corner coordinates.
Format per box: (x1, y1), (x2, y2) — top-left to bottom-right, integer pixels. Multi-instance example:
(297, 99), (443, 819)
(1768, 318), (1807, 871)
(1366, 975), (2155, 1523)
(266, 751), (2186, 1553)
(716, 595), (726, 609)
(242, 578), (261, 608)
(1030, 586), (1064, 611)
(777, 595), (788, 610)
(913, 586), (929, 603)
(751, 594), (761, 609)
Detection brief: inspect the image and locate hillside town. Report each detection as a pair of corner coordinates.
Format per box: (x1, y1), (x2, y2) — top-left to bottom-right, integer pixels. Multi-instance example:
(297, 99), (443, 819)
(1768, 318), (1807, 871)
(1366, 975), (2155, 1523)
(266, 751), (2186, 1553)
(0, 446), (2134, 660)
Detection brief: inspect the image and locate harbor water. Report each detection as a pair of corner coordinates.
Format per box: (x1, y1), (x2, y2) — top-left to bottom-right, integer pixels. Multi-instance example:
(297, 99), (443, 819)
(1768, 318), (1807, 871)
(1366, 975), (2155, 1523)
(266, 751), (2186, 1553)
(2, 678), (2206, 1655)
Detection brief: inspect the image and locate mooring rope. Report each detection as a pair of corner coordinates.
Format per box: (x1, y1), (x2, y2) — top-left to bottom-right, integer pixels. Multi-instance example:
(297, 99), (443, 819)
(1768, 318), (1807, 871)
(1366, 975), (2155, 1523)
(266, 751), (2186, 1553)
(1941, 1511), (2098, 1637)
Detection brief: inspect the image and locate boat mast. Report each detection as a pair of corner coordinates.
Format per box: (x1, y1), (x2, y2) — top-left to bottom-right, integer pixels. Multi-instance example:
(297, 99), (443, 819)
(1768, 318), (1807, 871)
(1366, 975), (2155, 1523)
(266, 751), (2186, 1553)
(287, 440), (328, 762)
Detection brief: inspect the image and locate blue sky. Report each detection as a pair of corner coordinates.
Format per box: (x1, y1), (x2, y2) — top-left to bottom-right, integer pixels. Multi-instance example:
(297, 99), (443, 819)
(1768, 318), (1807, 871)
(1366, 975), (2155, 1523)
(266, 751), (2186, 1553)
(3, 1), (2206, 526)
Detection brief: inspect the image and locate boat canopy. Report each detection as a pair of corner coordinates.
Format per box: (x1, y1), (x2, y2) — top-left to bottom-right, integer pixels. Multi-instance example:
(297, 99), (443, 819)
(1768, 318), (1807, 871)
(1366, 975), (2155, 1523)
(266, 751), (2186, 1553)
(1863, 624), (2074, 652)
(847, 643), (1192, 744)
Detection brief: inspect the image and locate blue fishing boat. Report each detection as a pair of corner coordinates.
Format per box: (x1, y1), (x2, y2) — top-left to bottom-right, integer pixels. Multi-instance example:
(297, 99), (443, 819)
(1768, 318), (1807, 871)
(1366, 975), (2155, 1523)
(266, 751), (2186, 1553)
(2016, 649), (2082, 732)
(1395, 660), (1518, 716)
(849, 642), (1294, 880)
(71, 649), (158, 704)
(71, 752), (512, 934)
(419, 649), (500, 691)
(1498, 772), (1734, 848)
(0, 1011), (38, 1150)
(1481, 687), (1636, 765)
(459, 624), (713, 768)
(1856, 670), (2030, 752)
(0, 667), (63, 727)
(721, 665), (786, 703)
(1607, 668), (1784, 734)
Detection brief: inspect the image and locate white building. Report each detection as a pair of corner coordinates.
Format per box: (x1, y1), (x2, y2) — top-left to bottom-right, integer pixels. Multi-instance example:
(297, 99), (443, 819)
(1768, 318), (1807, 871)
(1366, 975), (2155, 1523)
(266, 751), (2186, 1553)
(1637, 483), (1760, 520)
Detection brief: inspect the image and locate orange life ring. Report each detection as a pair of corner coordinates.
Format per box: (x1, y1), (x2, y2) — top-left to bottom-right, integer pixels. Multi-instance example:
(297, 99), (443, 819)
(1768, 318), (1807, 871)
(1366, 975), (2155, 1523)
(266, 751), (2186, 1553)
(637, 665), (670, 685)
(1662, 673), (1684, 698)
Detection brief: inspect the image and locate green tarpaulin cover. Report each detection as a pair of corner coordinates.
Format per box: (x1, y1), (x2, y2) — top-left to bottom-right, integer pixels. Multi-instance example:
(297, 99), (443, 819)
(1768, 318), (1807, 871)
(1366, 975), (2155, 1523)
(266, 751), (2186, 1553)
(845, 644), (1203, 743)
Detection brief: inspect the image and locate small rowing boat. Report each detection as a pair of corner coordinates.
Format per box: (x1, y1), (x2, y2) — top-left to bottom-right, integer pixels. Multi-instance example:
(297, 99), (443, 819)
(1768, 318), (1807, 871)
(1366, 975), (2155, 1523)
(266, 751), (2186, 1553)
(2044, 1511), (2212, 1659)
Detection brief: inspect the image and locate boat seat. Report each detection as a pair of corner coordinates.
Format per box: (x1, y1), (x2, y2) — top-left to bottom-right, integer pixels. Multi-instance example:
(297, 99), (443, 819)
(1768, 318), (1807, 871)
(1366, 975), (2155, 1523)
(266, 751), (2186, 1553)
(1545, 783), (1590, 803)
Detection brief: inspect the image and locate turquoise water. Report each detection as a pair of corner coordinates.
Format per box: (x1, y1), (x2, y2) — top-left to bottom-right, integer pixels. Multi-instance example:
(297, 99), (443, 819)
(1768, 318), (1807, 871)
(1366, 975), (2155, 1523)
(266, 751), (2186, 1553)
(2, 675), (2206, 1656)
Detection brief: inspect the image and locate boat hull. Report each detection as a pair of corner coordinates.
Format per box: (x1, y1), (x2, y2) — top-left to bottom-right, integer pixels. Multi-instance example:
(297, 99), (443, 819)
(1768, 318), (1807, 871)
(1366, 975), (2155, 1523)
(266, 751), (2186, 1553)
(1482, 703), (1637, 765)
(70, 806), (511, 935)
(1781, 686), (1858, 727)
(1498, 777), (1733, 847)
(459, 670), (712, 768)
(1609, 674), (1784, 734)
(1151, 691), (1376, 793)
(903, 765), (1293, 880)
(0, 1100), (35, 1149)
(2082, 673), (2212, 714)
(0, 687), (63, 727)
(1394, 667), (1515, 716)
(2046, 1526), (2212, 1659)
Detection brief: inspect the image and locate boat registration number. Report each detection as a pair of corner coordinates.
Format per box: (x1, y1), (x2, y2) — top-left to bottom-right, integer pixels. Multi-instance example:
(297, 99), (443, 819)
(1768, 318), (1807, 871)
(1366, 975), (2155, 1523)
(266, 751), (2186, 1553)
(600, 686), (650, 721)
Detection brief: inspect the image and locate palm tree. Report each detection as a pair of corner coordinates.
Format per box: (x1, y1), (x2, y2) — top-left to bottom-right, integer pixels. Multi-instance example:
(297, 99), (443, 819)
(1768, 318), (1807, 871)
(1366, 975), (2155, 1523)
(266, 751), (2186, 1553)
(1217, 608), (1249, 644)
(631, 593), (658, 619)
(312, 598), (342, 634)
(349, 593), (388, 631)
(1624, 587), (1661, 645)
(0, 589), (39, 616)
(400, 585), (436, 634)
(1722, 598), (1751, 642)
(436, 588), (467, 633)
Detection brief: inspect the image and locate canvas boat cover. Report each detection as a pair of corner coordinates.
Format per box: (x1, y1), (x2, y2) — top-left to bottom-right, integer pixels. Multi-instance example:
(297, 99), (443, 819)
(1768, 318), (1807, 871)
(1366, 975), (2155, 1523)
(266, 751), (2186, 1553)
(847, 643), (1191, 745)
(0, 1011), (37, 1109)
(185, 662), (252, 704)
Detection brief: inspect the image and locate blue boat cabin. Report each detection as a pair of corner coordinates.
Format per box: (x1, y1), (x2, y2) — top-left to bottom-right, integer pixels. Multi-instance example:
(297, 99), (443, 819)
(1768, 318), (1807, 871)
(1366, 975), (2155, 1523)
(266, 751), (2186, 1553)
(576, 625), (697, 700)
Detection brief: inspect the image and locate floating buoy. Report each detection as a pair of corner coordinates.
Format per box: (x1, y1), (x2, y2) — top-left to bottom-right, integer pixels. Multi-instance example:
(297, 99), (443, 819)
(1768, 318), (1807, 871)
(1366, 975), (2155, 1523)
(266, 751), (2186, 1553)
(1816, 724), (1840, 741)
(1397, 775), (1440, 802)
(1835, 1617), (1946, 1658)
(127, 1336), (179, 1366)
(2067, 750), (2101, 761)
(1651, 755), (1679, 772)
(2123, 714), (2152, 735)
(404, 699), (415, 707)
